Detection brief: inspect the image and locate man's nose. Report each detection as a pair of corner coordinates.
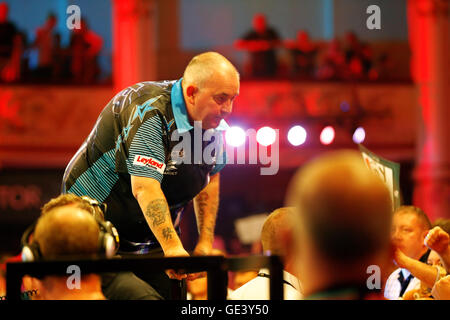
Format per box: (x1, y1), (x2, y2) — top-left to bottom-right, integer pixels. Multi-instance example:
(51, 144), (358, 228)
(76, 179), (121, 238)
(391, 230), (401, 242)
(221, 101), (232, 117)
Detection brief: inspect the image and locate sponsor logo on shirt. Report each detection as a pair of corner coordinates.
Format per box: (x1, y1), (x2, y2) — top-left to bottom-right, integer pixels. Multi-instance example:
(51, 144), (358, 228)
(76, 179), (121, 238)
(133, 155), (166, 174)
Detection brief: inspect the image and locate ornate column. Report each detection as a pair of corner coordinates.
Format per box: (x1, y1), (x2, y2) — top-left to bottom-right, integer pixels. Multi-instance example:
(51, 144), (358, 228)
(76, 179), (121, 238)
(111, 0), (157, 91)
(408, 0), (450, 220)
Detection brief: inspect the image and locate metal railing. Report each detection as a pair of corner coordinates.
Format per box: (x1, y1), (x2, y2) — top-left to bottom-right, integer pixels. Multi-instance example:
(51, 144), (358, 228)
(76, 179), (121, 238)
(6, 254), (283, 301)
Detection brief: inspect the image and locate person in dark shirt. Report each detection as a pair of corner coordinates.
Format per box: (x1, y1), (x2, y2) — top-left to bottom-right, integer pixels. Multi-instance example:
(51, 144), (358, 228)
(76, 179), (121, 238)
(62, 52), (240, 299)
(0, 2), (20, 81)
(234, 13), (281, 78)
(285, 30), (318, 79)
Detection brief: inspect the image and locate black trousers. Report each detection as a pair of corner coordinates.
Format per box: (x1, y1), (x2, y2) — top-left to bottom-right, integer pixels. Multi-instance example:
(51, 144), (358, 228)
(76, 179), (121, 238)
(114, 248), (187, 300)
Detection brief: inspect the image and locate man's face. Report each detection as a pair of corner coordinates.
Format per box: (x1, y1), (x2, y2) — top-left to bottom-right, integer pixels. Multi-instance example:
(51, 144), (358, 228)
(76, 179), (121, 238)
(391, 212), (428, 260)
(190, 72), (239, 130)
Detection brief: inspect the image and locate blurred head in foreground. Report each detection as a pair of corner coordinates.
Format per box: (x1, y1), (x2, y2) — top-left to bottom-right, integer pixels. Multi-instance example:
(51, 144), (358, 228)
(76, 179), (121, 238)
(285, 150), (393, 298)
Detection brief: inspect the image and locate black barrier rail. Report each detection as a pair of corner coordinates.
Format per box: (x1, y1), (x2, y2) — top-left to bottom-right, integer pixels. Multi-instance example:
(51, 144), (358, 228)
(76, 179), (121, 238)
(6, 255), (284, 301)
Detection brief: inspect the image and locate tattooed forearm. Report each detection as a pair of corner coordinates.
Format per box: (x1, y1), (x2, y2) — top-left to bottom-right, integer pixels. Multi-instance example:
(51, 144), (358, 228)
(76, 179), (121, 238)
(145, 199), (168, 227)
(195, 191), (217, 242)
(162, 227), (174, 241)
(195, 192), (209, 230)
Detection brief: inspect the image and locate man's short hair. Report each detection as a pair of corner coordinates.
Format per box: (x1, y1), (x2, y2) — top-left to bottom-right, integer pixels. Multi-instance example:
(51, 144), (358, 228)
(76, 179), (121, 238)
(286, 150), (393, 263)
(394, 205), (431, 231)
(34, 206), (100, 259)
(261, 207), (294, 255)
(41, 193), (105, 221)
(183, 51), (239, 88)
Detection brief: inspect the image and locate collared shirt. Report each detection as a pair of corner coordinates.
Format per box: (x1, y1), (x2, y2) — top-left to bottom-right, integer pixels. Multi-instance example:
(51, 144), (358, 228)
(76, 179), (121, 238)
(63, 79), (228, 247)
(384, 268), (421, 300)
(228, 268), (303, 300)
(171, 78), (229, 133)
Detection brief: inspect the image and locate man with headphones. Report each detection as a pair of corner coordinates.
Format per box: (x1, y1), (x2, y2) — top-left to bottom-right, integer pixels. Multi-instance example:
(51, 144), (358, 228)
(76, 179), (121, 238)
(21, 194), (163, 300)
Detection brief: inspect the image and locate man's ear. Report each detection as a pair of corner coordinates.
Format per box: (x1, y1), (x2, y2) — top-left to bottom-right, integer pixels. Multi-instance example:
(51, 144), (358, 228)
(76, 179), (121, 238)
(186, 85), (198, 104)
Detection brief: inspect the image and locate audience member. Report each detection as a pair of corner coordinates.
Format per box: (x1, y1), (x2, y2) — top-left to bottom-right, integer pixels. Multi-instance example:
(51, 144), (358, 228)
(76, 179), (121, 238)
(0, 2), (22, 82)
(384, 206), (431, 300)
(32, 13), (58, 80)
(21, 194), (163, 300)
(342, 31), (373, 80)
(25, 204), (106, 300)
(234, 13), (281, 78)
(393, 246), (446, 300)
(285, 150), (393, 300)
(285, 30), (318, 78)
(315, 38), (346, 80)
(229, 207), (302, 300)
(69, 18), (103, 83)
(425, 226), (450, 273)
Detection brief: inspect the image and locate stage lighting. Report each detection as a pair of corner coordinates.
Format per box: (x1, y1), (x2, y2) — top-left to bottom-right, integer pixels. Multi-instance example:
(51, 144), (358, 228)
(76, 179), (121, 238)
(225, 126), (246, 147)
(320, 126), (335, 145)
(287, 125), (307, 146)
(256, 126), (276, 146)
(352, 127), (366, 144)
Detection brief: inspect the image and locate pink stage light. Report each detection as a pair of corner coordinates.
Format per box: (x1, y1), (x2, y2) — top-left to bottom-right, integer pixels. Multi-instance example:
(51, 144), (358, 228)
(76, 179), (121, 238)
(320, 126), (335, 145)
(353, 127), (366, 144)
(287, 125), (307, 146)
(225, 126), (246, 147)
(256, 127), (276, 146)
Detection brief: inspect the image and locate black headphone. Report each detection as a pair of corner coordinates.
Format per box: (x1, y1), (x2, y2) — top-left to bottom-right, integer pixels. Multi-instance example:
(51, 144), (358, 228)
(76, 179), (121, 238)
(21, 196), (120, 262)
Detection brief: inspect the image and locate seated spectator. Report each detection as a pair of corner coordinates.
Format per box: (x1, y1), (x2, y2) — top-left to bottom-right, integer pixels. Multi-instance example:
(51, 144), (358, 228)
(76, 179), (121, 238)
(285, 150), (393, 300)
(229, 207), (303, 300)
(285, 30), (318, 78)
(393, 247), (446, 300)
(22, 194), (163, 300)
(234, 13), (281, 78)
(384, 206), (432, 300)
(425, 226), (450, 273)
(69, 18), (103, 84)
(24, 203), (107, 299)
(427, 225), (450, 300)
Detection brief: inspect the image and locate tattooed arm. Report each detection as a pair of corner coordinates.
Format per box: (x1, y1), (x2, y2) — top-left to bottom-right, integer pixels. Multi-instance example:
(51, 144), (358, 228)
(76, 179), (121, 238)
(131, 175), (189, 279)
(193, 173), (220, 256)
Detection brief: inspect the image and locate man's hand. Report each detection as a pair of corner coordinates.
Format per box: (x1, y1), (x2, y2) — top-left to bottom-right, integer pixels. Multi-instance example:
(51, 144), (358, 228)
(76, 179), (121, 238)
(164, 247), (190, 280)
(425, 227), (450, 254)
(131, 175), (189, 280)
(187, 245), (225, 281)
(393, 248), (410, 269)
(432, 275), (450, 300)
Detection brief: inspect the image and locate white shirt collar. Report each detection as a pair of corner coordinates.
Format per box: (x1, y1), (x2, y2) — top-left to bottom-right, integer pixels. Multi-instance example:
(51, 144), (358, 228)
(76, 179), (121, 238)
(258, 268), (302, 293)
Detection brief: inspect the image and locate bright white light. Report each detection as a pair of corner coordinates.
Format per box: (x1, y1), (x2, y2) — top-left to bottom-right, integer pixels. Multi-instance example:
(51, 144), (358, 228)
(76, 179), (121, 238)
(320, 126), (335, 145)
(287, 126), (307, 146)
(225, 126), (246, 147)
(353, 127), (366, 144)
(256, 127), (276, 146)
